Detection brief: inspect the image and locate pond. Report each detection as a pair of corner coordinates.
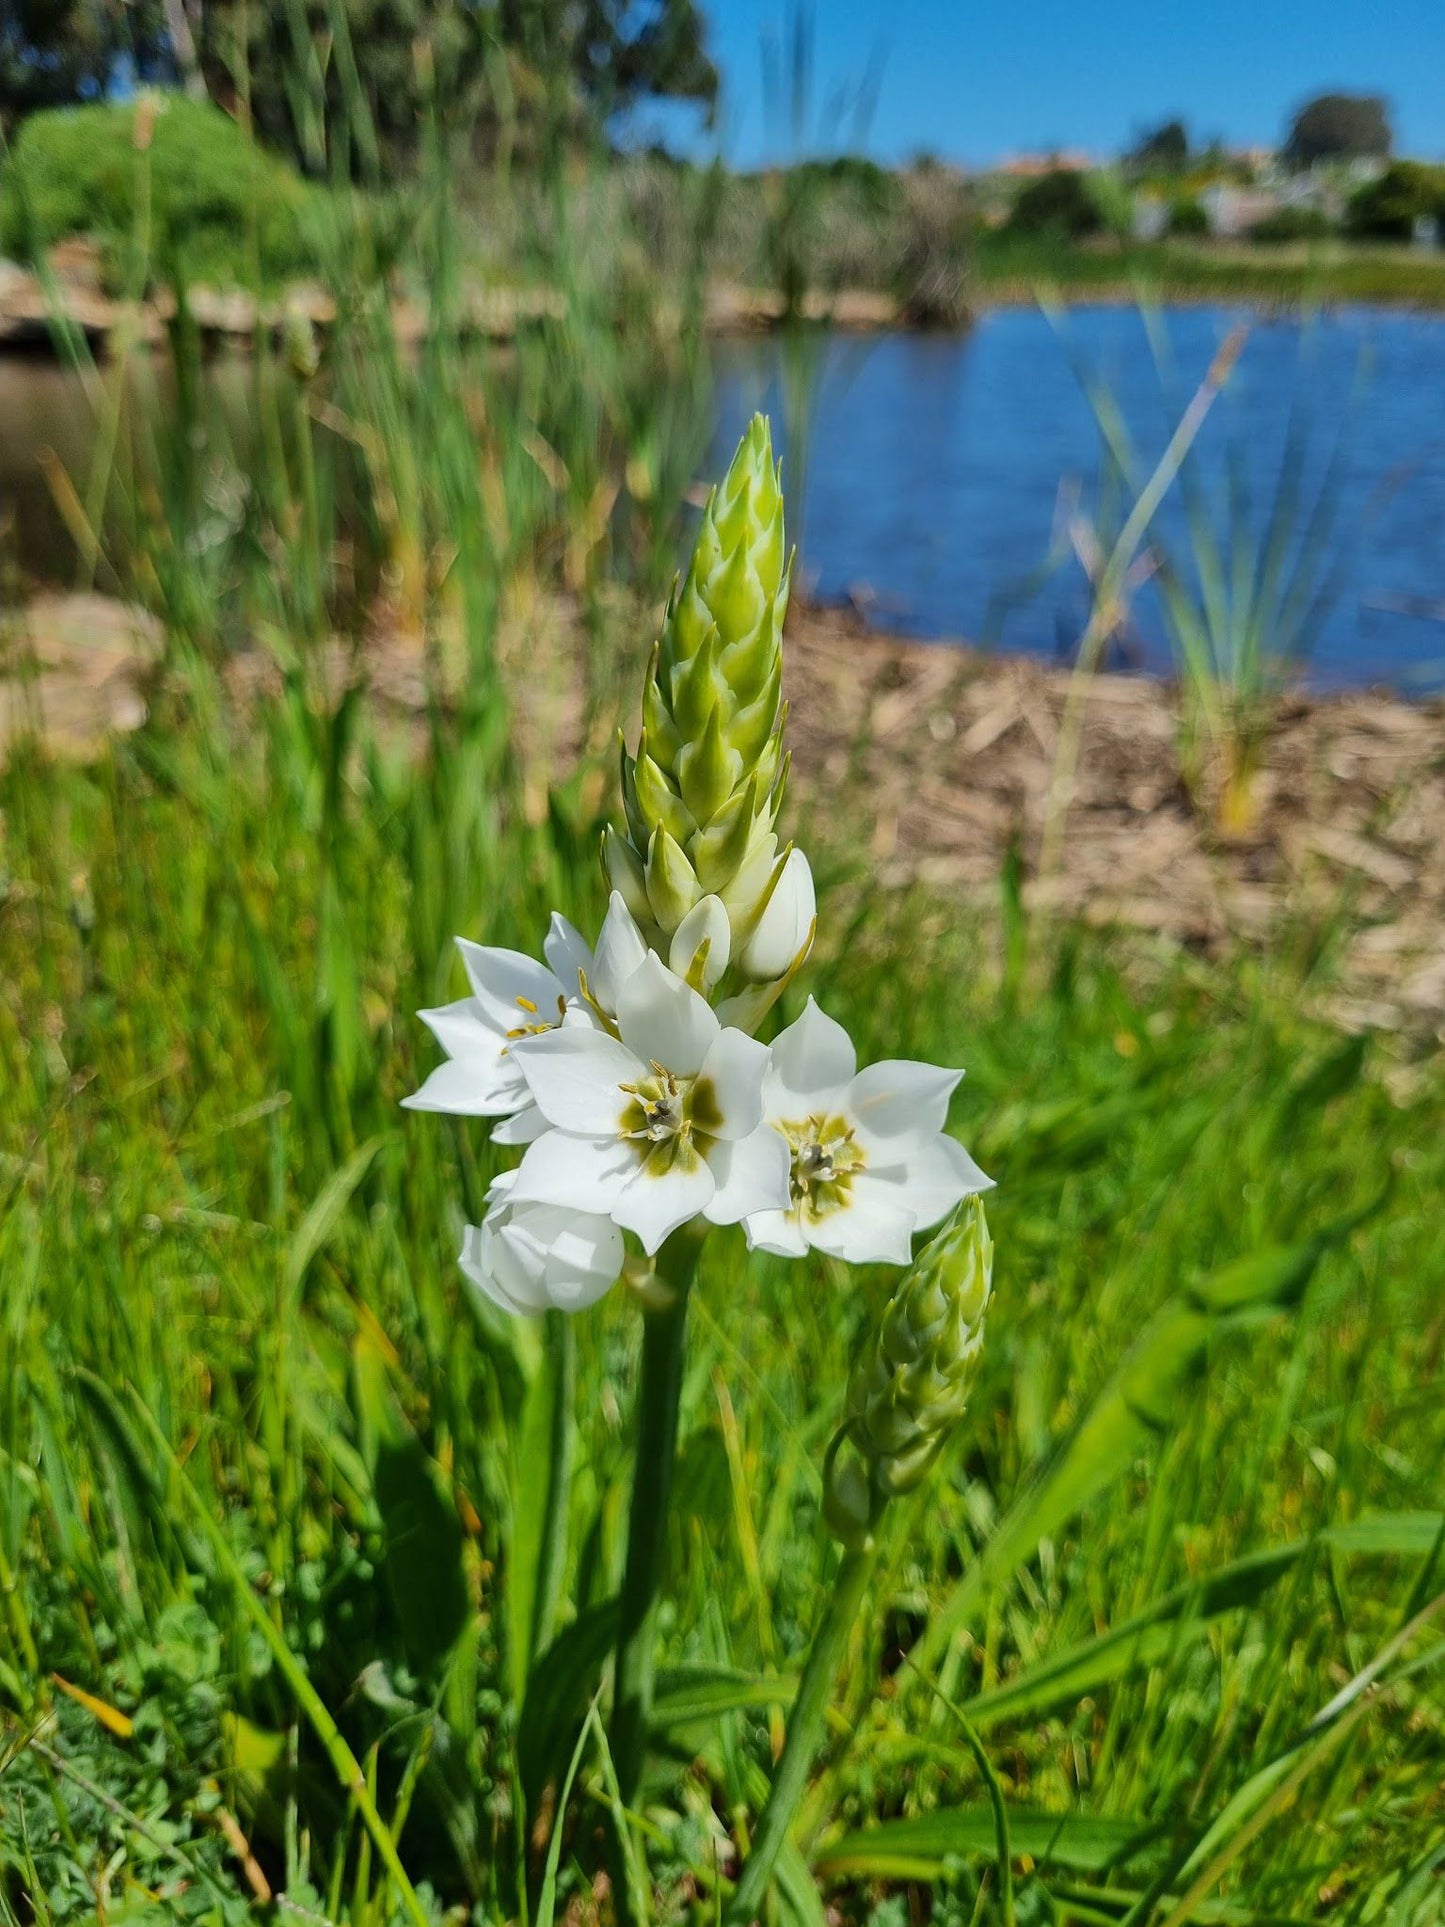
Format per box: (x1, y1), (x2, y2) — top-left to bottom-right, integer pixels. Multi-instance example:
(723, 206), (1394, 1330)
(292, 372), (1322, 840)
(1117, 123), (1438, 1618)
(714, 306), (1445, 693)
(3, 304), (1444, 693)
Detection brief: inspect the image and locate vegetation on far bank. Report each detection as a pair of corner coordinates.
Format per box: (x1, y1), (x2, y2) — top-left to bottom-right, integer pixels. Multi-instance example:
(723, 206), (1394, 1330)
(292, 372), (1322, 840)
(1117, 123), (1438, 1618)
(5, 96), (1445, 320)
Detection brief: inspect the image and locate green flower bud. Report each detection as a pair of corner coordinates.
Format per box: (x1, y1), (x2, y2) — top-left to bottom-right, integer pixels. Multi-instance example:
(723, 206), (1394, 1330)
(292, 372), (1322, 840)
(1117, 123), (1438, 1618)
(607, 415), (792, 962)
(823, 1198), (993, 1545)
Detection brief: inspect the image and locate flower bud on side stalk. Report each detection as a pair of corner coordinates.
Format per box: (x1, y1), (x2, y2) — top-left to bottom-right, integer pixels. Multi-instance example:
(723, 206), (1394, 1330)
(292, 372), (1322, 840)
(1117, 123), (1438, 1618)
(824, 1196), (994, 1548)
(606, 415), (812, 1021)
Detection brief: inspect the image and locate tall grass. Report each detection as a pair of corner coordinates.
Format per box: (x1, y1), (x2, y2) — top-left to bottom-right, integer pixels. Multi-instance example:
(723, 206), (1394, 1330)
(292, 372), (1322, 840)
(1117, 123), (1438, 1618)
(0, 80), (1442, 1927)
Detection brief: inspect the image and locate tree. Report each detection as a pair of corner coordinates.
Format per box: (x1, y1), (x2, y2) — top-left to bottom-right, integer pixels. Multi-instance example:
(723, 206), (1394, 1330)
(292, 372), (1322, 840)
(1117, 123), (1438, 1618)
(1346, 160), (1445, 241)
(0, 0), (170, 130)
(1005, 169), (1103, 241)
(0, 0), (718, 168)
(1282, 92), (1391, 168)
(1128, 117), (1188, 176)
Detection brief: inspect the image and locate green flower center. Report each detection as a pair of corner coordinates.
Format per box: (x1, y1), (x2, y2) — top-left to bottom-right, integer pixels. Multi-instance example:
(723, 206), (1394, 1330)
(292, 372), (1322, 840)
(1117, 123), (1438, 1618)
(782, 1114), (866, 1220)
(618, 1062), (722, 1178)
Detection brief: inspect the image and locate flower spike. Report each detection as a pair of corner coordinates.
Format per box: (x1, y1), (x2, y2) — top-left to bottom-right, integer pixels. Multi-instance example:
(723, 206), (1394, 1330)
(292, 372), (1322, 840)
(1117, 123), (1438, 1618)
(608, 416), (800, 1002)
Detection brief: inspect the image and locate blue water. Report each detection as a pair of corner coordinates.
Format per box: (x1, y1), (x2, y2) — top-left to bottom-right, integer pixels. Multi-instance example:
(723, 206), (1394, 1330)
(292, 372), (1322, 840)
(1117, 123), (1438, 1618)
(712, 306), (1445, 693)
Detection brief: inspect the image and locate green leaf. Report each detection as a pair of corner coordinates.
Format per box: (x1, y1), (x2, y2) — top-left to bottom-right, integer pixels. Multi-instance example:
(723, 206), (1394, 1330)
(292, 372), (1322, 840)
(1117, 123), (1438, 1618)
(773, 1837), (828, 1927)
(914, 1213), (1381, 1671)
(957, 1513), (1440, 1730)
(651, 1665), (800, 1731)
(285, 1134), (386, 1306)
(507, 1335), (561, 1710)
(517, 1597), (621, 1816)
(815, 1807), (1161, 1879)
(352, 1327), (469, 1682)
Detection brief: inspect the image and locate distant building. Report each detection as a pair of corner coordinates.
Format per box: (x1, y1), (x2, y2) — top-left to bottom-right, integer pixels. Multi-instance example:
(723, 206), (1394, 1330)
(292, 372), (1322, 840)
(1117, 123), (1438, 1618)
(1132, 196), (1170, 242)
(1199, 184), (1282, 237)
(998, 148), (1093, 177)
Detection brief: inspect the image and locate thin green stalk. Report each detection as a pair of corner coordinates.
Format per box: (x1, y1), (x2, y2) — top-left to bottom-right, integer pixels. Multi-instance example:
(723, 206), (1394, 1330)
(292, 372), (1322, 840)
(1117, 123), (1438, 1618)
(609, 1226), (704, 1805)
(724, 1543), (876, 1927)
(531, 1309), (576, 1664)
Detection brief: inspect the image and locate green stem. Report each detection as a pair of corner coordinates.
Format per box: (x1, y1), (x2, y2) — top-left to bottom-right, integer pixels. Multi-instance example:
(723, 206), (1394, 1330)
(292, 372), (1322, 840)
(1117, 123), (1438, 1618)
(724, 1543), (877, 1927)
(531, 1309), (575, 1665)
(609, 1225), (703, 1807)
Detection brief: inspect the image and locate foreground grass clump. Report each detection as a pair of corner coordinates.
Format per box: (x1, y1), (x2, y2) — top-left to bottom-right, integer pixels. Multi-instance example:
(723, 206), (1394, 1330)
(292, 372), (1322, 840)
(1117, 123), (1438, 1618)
(0, 689), (1441, 1918)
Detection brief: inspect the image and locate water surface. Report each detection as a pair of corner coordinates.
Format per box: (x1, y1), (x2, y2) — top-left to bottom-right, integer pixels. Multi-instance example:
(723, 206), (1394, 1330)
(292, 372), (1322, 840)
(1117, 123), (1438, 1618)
(714, 306), (1445, 692)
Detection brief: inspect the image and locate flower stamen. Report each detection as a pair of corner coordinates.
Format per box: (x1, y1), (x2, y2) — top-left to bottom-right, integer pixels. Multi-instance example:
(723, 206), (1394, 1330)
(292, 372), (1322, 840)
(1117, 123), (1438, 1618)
(782, 1112), (866, 1220)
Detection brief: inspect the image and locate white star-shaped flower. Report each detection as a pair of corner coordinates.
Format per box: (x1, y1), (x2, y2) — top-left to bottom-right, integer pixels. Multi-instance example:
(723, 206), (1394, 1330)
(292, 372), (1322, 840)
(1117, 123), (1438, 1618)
(743, 997), (991, 1265)
(402, 895), (646, 1142)
(509, 952), (791, 1254)
(460, 1171), (624, 1318)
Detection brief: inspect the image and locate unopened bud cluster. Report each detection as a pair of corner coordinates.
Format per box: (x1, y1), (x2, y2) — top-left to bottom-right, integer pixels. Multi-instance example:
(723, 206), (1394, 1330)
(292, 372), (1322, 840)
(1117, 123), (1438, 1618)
(824, 1198), (993, 1546)
(606, 415), (806, 1004)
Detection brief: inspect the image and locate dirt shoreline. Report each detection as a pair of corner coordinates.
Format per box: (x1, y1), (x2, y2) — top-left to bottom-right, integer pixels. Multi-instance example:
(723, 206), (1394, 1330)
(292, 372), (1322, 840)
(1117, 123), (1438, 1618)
(5, 266), (1445, 356)
(4, 591), (1443, 1039)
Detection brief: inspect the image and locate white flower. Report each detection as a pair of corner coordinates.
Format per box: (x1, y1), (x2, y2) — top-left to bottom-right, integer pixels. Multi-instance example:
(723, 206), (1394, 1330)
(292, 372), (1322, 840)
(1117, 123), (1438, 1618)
(460, 1172), (623, 1317)
(743, 997), (991, 1265)
(509, 952), (791, 1254)
(402, 895), (646, 1142)
(738, 848), (815, 984)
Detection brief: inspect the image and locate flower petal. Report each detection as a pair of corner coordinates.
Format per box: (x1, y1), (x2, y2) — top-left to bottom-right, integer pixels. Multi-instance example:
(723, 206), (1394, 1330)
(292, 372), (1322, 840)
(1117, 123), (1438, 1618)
(873, 1135), (993, 1232)
(543, 913), (594, 997)
(590, 892), (649, 1014)
(512, 1026), (643, 1134)
(490, 1101), (549, 1145)
(669, 893), (731, 992)
(806, 1186), (916, 1265)
(764, 996), (855, 1120)
(847, 1059), (962, 1147)
(695, 1026), (771, 1140)
(403, 1002), (529, 1113)
(739, 847), (815, 982)
(460, 1220), (534, 1317)
(616, 951), (718, 1077)
(511, 1128), (637, 1212)
(705, 1123), (792, 1224)
(537, 1216), (625, 1311)
(742, 1208), (810, 1258)
(612, 1157), (716, 1254)
(456, 940), (565, 1033)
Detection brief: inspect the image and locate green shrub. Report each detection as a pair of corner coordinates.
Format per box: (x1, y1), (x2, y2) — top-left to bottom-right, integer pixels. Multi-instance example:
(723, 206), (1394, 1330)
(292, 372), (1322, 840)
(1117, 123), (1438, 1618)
(0, 93), (321, 287)
(1346, 160), (1445, 241)
(1248, 205), (1335, 245)
(1004, 168), (1103, 240)
(1168, 194), (1209, 236)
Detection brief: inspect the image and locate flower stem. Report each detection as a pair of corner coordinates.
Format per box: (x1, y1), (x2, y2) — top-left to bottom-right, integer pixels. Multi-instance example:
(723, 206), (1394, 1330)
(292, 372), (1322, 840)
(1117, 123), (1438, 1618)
(609, 1225), (703, 1807)
(531, 1308), (575, 1665)
(724, 1542), (877, 1927)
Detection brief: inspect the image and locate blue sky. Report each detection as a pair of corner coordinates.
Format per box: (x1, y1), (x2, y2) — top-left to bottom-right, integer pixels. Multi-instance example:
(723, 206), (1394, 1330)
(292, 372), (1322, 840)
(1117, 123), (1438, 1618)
(628, 1), (1445, 168)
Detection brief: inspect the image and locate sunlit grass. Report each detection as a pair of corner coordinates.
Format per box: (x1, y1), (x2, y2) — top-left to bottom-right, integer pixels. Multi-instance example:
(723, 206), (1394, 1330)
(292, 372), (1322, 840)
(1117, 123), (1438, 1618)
(0, 93), (1441, 1925)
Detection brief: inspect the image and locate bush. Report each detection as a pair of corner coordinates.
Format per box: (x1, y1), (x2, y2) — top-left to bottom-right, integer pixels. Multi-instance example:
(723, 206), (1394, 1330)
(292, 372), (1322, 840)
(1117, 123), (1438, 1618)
(1005, 168), (1103, 240)
(1168, 194), (1209, 237)
(1248, 206), (1334, 246)
(0, 93), (322, 287)
(1346, 161), (1445, 241)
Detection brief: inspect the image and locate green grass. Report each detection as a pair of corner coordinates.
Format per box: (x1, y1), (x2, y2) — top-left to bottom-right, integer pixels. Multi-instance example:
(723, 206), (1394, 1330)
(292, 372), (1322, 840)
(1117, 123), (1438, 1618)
(0, 129), (1442, 1926)
(973, 231), (1445, 309)
(2, 703), (1442, 1921)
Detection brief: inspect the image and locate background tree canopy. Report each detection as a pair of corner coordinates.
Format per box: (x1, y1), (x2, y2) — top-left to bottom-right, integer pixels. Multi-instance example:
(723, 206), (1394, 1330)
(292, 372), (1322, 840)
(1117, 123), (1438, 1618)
(1282, 92), (1392, 168)
(0, 0), (717, 164)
